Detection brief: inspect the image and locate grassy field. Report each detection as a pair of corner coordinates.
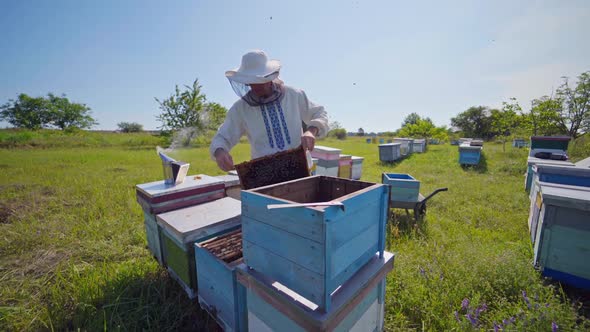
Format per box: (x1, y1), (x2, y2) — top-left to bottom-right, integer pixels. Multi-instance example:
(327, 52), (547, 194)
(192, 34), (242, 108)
(1, 132), (589, 331)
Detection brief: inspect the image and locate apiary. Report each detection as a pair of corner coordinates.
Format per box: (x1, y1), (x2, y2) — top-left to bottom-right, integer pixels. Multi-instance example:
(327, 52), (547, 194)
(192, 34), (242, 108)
(382, 173), (420, 203)
(412, 139), (426, 153)
(524, 157), (575, 192)
(195, 228), (247, 332)
(458, 143), (483, 165)
(235, 146), (309, 190)
(136, 175), (225, 263)
(351, 156), (364, 180)
(378, 143), (402, 162)
(237, 251), (394, 332)
(157, 197), (241, 298)
(337, 154), (352, 179)
(532, 185), (590, 289)
(241, 176), (389, 312)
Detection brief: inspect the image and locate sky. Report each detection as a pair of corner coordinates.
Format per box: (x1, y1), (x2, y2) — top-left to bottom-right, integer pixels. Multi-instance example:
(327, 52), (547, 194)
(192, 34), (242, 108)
(1, 0), (589, 132)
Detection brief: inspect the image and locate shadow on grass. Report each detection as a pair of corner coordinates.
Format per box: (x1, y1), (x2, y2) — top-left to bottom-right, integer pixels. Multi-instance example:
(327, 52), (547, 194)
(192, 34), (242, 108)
(386, 208), (428, 248)
(47, 266), (222, 332)
(460, 153), (488, 173)
(549, 280), (590, 321)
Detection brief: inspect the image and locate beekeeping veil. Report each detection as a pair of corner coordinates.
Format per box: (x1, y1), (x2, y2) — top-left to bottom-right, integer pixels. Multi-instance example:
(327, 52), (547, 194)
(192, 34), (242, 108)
(225, 50), (284, 107)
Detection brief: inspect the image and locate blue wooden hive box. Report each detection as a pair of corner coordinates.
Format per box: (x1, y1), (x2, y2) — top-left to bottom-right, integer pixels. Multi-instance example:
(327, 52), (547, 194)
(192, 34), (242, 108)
(350, 156), (364, 180)
(237, 251), (394, 332)
(135, 174), (225, 264)
(524, 157), (575, 192)
(194, 228), (246, 331)
(458, 144), (482, 165)
(532, 185), (590, 289)
(529, 136), (570, 155)
(382, 173), (420, 203)
(528, 164), (590, 202)
(412, 139), (426, 153)
(378, 143), (401, 162)
(156, 196), (241, 298)
(241, 175), (389, 312)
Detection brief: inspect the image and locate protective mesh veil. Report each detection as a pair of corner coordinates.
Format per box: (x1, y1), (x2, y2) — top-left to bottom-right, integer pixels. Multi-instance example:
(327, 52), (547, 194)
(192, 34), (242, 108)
(229, 78), (285, 107)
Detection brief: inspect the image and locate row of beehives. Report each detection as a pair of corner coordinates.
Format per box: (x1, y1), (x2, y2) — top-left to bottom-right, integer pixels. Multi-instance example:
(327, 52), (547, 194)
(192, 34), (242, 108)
(523, 136), (590, 290)
(136, 174), (395, 331)
(310, 145), (365, 180)
(378, 138), (427, 162)
(457, 138), (484, 166)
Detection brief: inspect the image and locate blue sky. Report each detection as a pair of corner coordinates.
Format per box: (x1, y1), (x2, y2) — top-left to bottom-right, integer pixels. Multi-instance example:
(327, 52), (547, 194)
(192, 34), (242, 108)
(1, 0), (589, 132)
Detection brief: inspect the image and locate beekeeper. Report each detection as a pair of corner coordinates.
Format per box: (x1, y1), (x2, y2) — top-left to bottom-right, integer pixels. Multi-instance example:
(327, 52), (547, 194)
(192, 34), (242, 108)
(210, 50), (329, 172)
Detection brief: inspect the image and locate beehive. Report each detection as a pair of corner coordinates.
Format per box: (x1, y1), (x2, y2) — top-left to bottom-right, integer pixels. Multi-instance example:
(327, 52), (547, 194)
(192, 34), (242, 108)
(195, 228), (247, 331)
(382, 173), (420, 203)
(337, 154), (352, 179)
(135, 175), (225, 263)
(529, 136), (570, 157)
(157, 197), (241, 298)
(215, 173), (241, 200)
(528, 164), (590, 202)
(458, 144), (483, 165)
(237, 252), (394, 332)
(412, 139), (426, 153)
(378, 143), (402, 162)
(351, 156), (364, 180)
(311, 145), (341, 161)
(513, 138), (527, 148)
(312, 146), (341, 177)
(235, 146), (309, 190)
(241, 176), (389, 312)
(524, 157), (574, 192)
(532, 185), (590, 289)
(393, 138), (412, 156)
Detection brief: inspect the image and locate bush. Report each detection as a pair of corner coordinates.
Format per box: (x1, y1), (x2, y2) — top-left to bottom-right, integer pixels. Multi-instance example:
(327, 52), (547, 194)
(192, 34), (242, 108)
(328, 128), (347, 140)
(117, 122), (144, 133)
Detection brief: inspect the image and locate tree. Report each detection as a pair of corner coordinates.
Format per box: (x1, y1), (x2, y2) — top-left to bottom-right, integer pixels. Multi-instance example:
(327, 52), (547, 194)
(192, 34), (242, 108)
(155, 79), (208, 131)
(117, 122), (143, 133)
(329, 121), (342, 131)
(204, 102), (227, 131)
(328, 128), (347, 140)
(401, 113), (422, 127)
(492, 99), (523, 151)
(46, 94), (97, 130)
(357, 127), (365, 136)
(554, 71), (590, 139)
(450, 106), (493, 139)
(528, 96), (563, 136)
(0, 94), (52, 130)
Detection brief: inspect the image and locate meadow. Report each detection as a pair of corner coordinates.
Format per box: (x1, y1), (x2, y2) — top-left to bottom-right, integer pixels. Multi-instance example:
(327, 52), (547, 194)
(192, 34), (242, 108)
(0, 130), (589, 331)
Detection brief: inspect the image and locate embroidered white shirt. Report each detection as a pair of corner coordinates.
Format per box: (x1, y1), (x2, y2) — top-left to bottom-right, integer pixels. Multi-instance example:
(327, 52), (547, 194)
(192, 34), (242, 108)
(210, 85), (329, 160)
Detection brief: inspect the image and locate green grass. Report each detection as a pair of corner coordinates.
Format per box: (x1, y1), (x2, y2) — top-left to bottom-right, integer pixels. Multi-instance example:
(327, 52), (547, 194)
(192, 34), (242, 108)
(0, 134), (588, 331)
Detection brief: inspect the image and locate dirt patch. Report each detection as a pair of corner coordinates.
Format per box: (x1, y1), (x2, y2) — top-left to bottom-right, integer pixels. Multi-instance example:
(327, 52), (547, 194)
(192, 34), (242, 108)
(0, 164), (9, 169)
(0, 184), (58, 223)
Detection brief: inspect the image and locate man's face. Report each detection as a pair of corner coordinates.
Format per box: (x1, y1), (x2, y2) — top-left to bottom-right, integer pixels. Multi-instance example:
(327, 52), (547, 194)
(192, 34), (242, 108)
(249, 82), (273, 98)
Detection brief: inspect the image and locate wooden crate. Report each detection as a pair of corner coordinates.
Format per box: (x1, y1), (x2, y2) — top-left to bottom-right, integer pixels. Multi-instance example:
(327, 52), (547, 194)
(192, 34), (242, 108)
(338, 155), (352, 179)
(529, 164), (590, 202)
(525, 157), (575, 192)
(382, 173), (420, 203)
(235, 146), (309, 190)
(195, 229), (247, 332)
(532, 185), (590, 289)
(412, 139), (426, 153)
(351, 156), (364, 180)
(458, 144), (482, 165)
(157, 197), (241, 298)
(378, 143), (401, 162)
(241, 176), (389, 312)
(311, 146), (342, 161)
(136, 174), (225, 214)
(237, 252), (394, 332)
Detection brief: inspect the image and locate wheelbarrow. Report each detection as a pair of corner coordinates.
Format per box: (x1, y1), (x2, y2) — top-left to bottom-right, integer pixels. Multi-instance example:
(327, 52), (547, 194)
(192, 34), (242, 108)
(388, 188), (448, 221)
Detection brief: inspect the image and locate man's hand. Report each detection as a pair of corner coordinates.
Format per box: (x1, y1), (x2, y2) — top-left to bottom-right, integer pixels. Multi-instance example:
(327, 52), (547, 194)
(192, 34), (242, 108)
(301, 126), (318, 151)
(214, 148), (235, 172)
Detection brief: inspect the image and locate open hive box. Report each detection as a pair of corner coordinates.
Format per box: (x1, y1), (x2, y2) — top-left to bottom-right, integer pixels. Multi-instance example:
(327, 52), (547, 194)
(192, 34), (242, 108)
(235, 146), (310, 190)
(195, 228), (246, 332)
(241, 176), (390, 312)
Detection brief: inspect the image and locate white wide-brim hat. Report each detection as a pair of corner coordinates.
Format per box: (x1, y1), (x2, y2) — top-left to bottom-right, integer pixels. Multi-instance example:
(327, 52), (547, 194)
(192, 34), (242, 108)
(225, 50), (281, 84)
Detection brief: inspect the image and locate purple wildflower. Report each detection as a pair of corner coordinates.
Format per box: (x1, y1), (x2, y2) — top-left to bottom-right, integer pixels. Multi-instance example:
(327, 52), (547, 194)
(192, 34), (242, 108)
(545, 303), (550, 308)
(510, 316), (517, 323)
(419, 267), (426, 277)
(493, 323), (501, 332)
(552, 322), (558, 332)
(461, 298), (470, 311)
(454, 311), (460, 322)
(466, 313), (478, 327)
(503, 319), (509, 326)
(522, 290), (531, 309)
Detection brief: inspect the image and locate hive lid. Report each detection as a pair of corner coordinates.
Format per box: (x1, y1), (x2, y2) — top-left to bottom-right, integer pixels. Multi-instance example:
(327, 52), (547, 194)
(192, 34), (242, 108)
(531, 136), (571, 142)
(527, 157), (575, 167)
(339, 154), (352, 160)
(576, 157), (590, 169)
(215, 174), (241, 188)
(541, 185), (590, 211)
(351, 156), (364, 161)
(156, 197), (241, 243)
(312, 145), (342, 154)
(533, 164), (590, 176)
(379, 143), (401, 147)
(136, 174), (223, 199)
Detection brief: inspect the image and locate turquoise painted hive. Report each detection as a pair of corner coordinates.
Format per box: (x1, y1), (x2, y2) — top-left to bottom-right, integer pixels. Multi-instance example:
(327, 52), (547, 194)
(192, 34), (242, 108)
(382, 173), (420, 203)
